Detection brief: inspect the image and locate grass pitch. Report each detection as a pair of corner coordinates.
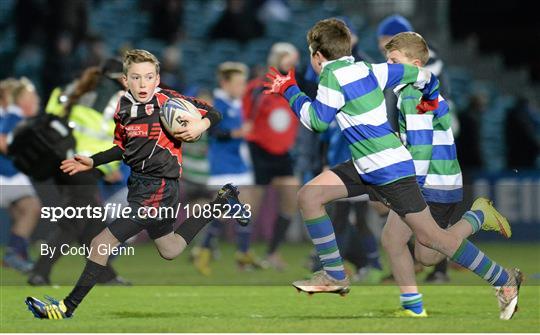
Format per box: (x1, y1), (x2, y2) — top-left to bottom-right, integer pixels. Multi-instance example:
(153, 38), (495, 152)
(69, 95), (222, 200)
(1, 242), (539, 332)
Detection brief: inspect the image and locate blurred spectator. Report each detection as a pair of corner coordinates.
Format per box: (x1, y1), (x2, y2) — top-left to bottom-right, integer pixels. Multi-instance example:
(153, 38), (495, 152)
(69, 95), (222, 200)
(159, 46), (184, 92)
(28, 60), (128, 286)
(12, 77), (40, 117)
(193, 62), (266, 275)
(148, 0), (184, 43)
(243, 42), (299, 270)
(505, 97), (540, 169)
(209, 0), (264, 44)
(456, 92), (488, 170)
(180, 88), (212, 188)
(0, 78), (41, 274)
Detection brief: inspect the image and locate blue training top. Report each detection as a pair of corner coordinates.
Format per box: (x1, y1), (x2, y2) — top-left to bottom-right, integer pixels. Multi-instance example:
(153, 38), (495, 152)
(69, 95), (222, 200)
(208, 89), (249, 176)
(0, 106), (23, 177)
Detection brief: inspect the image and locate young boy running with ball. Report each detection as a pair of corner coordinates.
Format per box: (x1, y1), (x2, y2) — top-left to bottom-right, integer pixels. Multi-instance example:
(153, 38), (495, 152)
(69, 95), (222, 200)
(25, 49), (249, 319)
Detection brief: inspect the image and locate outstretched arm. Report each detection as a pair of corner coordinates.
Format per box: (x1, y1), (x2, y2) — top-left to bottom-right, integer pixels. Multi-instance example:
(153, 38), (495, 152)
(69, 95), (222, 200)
(60, 145), (124, 176)
(264, 67), (344, 133)
(371, 63), (440, 113)
(62, 104), (126, 176)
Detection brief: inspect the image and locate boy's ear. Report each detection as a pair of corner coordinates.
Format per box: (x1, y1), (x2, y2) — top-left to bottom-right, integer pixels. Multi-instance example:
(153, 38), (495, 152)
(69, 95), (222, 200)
(121, 75), (128, 88)
(156, 74), (160, 87)
(315, 51), (326, 65)
(413, 59), (423, 67)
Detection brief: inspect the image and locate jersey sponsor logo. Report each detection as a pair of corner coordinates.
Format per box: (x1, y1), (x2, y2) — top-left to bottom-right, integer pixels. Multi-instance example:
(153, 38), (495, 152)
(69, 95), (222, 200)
(145, 104), (154, 116)
(125, 124), (149, 138)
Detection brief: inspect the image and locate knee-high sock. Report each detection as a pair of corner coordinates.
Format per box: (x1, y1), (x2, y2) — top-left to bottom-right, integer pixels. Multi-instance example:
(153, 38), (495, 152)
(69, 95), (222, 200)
(64, 260), (107, 315)
(305, 214), (346, 280)
(175, 215), (216, 245)
(451, 239), (509, 286)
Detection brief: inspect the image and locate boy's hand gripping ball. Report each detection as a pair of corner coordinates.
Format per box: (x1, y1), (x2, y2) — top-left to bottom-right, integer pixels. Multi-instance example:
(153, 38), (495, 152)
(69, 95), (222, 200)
(159, 98), (202, 142)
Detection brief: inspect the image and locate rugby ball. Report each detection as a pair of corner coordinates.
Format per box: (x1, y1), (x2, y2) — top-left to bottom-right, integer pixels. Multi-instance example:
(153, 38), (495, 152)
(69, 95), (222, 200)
(159, 97), (202, 142)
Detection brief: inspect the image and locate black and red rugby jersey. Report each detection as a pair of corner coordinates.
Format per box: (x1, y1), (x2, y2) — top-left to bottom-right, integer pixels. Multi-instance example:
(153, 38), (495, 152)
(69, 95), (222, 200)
(113, 88), (217, 179)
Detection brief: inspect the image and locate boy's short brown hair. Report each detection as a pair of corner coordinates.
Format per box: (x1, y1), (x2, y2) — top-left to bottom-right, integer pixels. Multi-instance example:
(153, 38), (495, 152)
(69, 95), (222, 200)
(123, 49), (160, 75)
(384, 32), (429, 66)
(307, 18), (352, 60)
(217, 62), (248, 82)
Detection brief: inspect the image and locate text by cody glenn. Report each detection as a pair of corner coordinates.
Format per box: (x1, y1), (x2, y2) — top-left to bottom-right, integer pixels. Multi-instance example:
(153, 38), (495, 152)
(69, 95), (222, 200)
(40, 202), (252, 222)
(40, 243), (135, 258)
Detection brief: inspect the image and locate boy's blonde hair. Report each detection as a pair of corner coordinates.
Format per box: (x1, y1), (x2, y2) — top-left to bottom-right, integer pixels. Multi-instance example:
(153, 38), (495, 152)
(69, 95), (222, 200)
(384, 32), (429, 66)
(307, 18), (352, 60)
(12, 77), (36, 103)
(122, 49), (160, 75)
(0, 78), (20, 105)
(217, 62), (248, 82)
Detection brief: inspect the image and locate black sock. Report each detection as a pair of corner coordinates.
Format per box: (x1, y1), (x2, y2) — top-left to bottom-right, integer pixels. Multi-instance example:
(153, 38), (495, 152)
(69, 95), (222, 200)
(267, 214), (291, 255)
(174, 200), (218, 244)
(64, 259), (107, 315)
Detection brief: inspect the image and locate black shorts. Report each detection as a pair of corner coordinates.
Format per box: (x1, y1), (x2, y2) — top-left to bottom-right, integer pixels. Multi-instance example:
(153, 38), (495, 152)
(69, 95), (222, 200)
(108, 172), (180, 242)
(427, 202), (458, 229)
(330, 160), (427, 217)
(249, 142), (294, 185)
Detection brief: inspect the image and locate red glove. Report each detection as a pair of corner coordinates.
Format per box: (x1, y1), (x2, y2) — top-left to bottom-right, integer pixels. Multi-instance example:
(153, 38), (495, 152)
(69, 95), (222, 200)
(263, 67), (297, 95)
(416, 97), (439, 114)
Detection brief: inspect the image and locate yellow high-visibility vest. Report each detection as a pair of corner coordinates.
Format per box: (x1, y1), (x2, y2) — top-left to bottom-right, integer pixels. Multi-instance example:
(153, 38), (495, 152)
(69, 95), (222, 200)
(46, 87), (121, 176)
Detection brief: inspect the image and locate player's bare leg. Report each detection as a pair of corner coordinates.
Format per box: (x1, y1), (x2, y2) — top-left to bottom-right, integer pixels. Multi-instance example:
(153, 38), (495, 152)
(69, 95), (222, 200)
(381, 211), (416, 292)
(413, 198), (512, 267)
(9, 196), (40, 239)
(154, 233), (188, 260)
(404, 207), (522, 320)
(292, 170), (350, 295)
